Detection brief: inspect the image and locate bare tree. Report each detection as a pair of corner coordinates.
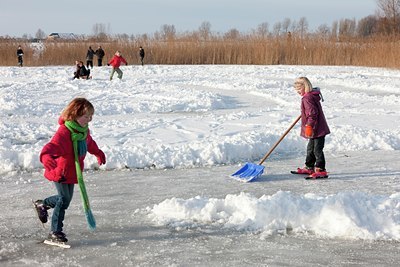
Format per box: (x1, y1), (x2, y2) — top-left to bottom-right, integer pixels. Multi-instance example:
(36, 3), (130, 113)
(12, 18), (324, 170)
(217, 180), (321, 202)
(198, 21), (211, 41)
(256, 22), (269, 38)
(35, 29), (46, 40)
(315, 24), (331, 37)
(357, 15), (378, 36)
(339, 18), (356, 37)
(282, 18), (292, 33)
(376, 0), (400, 34)
(92, 23), (109, 39)
(224, 28), (240, 39)
(272, 22), (282, 36)
(116, 33), (129, 42)
(160, 24), (176, 40)
(298, 17), (309, 38)
(331, 21), (339, 39)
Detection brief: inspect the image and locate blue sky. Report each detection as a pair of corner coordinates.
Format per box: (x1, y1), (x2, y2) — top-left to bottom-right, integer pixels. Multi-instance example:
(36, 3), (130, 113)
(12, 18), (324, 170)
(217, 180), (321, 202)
(1, 0), (377, 37)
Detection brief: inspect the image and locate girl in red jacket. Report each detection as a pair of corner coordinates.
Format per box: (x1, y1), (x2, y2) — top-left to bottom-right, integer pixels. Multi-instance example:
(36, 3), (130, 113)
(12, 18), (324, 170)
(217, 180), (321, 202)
(34, 98), (106, 243)
(108, 50), (128, 80)
(294, 77), (330, 179)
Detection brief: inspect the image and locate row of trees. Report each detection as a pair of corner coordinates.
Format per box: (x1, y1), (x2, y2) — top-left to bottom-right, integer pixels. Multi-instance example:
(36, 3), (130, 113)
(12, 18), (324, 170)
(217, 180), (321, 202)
(10, 0), (400, 41)
(1, 0), (400, 67)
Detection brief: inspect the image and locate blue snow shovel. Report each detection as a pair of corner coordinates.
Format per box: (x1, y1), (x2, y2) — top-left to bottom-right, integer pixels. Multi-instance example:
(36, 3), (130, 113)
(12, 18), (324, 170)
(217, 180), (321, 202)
(231, 115), (301, 182)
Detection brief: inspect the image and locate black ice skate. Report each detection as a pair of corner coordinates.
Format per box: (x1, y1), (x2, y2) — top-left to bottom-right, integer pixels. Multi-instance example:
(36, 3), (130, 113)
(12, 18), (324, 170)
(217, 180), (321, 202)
(32, 200), (49, 224)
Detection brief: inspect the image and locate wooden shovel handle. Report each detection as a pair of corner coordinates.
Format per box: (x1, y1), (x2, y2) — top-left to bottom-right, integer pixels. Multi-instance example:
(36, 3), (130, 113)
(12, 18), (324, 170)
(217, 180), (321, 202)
(258, 115), (301, 165)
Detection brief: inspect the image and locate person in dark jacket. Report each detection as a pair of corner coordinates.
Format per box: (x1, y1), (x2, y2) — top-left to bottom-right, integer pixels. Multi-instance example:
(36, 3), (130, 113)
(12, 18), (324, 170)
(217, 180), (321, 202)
(139, 46), (145, 66)
(86, 46), (95, 69)
(73, 61), (91, 79)
(95, 46), (105, 66)
(293, 76), (330, 178)
(17, 45), (24, 67)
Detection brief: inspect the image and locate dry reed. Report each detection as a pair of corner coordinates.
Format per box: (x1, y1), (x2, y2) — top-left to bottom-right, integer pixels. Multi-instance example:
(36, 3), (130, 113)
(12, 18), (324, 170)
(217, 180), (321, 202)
(1, 35), (400, 68)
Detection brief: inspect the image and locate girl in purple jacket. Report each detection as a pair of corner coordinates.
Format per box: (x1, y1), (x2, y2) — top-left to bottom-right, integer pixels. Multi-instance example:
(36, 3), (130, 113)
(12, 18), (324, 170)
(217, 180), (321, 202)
(294, 77), (330, 178)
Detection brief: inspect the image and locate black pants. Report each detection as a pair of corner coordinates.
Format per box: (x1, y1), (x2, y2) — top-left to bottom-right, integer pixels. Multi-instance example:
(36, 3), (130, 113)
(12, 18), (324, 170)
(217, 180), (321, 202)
(97, 58), (103, 66)
(305, 136), (326, 170)
(18, 56), (23, 66)
(86, 60), (93, 69)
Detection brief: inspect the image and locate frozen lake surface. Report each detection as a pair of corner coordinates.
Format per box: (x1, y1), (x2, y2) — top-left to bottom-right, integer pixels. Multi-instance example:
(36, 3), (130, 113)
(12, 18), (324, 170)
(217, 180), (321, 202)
(1, 150), (400, 266)
(1, 64), (400, 266)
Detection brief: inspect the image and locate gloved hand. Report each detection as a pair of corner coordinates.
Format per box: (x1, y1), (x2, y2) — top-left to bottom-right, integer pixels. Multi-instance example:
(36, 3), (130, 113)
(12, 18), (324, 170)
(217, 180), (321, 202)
(305, 125), (313, 138)
(96, 150), (106, 165)
(42, 155), (57, 170)
(107, 63), (110, 66)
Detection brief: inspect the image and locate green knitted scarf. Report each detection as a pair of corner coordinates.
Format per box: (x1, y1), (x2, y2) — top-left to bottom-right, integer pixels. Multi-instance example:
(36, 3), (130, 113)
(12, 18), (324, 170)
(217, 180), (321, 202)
(64, 120), (96, 230)
(65, 120), (87, 138)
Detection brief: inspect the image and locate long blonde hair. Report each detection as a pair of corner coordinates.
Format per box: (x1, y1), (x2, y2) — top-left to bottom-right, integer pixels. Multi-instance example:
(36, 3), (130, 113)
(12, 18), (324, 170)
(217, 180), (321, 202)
(294, 77), (313, 93)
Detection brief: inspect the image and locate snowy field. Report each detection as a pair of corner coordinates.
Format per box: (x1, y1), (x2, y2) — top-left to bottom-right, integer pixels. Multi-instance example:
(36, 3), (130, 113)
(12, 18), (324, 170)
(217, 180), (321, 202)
(0, 64), (400, 266)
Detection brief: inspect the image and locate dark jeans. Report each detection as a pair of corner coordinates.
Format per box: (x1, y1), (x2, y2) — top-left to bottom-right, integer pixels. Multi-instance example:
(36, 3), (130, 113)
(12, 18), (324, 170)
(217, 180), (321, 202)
(86, 60), (93, 69)
(18, 56), (23, 66)
(97, 58), (103, 66)
(44, 182), (74, 233)
(305, 136), (326, 170)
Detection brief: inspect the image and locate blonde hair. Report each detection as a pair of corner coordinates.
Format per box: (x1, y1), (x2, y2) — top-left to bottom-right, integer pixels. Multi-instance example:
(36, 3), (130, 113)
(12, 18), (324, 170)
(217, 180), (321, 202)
(294, 77), (313, 93)
(61, 98), (94, 121)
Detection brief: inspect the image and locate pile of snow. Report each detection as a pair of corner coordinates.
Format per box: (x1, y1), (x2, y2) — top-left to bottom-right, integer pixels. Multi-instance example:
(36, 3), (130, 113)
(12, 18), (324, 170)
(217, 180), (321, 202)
(149, 191), (400, 240)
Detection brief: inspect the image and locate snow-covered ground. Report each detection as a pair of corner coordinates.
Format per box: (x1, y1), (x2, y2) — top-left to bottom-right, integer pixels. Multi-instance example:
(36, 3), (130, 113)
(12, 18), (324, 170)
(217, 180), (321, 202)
(0, 64), (399, 266)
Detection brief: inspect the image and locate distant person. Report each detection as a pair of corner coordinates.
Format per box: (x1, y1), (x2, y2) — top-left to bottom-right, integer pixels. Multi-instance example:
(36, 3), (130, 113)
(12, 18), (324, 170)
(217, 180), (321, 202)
(95, 46), (105, 66)
(86, 46), (95, 69)
(17, 45), (24, 67)
(292, 77), (330, 179)
(139, 46), (145, 66)
(107, 51), (128, 80)
(73, 60), (91, 80)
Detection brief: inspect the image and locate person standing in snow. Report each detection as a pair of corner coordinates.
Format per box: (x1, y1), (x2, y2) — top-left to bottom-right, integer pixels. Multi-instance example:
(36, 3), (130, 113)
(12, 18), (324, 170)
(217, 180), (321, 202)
(33, 98), (106, 243)
(95, 46), (105, 66)
(293, 77), (330, 178)
(107, 51), (128, 80)
(139, 46), (145, 66)
(86, 46), (95, 69)
(17, 45), (24, 67)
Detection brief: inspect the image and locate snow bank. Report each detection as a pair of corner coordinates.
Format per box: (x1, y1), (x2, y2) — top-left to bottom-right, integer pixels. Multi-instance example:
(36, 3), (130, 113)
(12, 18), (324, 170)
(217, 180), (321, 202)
(149, 191), (400, 241)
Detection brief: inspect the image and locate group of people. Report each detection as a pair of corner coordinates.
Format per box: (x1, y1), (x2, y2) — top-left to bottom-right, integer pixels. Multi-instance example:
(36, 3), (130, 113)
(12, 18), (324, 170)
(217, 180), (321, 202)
(33, 75), (330, 245)
(85, 46), (105, 68)
(15, 45), (146, 81)
(73, 46), (145, 80)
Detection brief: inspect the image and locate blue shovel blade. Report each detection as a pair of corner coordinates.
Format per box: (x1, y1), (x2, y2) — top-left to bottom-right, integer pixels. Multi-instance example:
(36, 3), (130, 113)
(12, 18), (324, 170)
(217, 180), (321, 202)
(231, 162), (265, 182)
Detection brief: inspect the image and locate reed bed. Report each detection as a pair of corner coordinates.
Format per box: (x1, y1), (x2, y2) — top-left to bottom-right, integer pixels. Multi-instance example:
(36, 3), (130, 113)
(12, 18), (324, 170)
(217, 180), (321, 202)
(1, 35), (400, 68)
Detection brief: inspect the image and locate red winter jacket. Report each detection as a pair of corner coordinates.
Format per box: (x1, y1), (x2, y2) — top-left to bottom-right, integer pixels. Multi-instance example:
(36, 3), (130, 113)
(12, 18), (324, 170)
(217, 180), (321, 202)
(300, 88), (330, 139)
(40, 117), (102, 184)
(108, 55), (127, 68)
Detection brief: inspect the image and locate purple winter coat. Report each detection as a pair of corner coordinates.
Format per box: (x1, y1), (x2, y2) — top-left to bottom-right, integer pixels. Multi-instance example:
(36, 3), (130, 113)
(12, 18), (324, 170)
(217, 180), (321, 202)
(300, 88), (330, 139)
